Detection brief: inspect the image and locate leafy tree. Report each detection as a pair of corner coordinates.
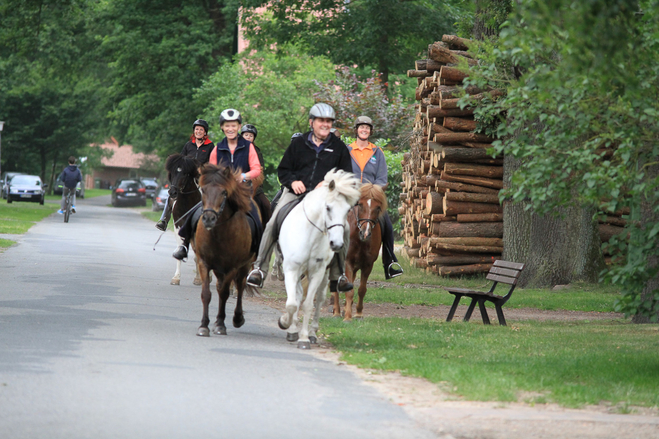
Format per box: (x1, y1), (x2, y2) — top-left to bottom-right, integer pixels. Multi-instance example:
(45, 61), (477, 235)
(241, 0), (472, 84)
(465, 0), (659, 320)
(91, 0), (240, 156)
(195, 45), (335, 196)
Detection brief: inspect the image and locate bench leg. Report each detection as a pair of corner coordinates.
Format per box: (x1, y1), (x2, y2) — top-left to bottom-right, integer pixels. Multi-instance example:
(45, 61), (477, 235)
(495, 304), (507, 326)
(477, 299), (491, 325)
(446, 295), (462, 322)
(463, 298), (477, 322)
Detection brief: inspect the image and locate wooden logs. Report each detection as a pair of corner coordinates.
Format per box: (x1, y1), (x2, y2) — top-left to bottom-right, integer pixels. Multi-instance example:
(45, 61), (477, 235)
(439, 65), (469, 82)
(437, 221), (503, 238)
(457, 213), (504, 222)
(444, 162), (503, 179)
(425, 191), (443, 215)
(434, 132), (493, 144)
(436, 179), (499, 194)
(443, 198), (504, 216)
(440, 171), (504, 189)
(429, 237), (503, 247)
(427, 106), (474, 119)
(439, 263), (493, 276)
(442, 34), (472, 51)
(433, 243), (503, 254)
(444, 191), (500, 204)
(444, 117), (476, 132)
(407, 69), (429, 77)
(441, 147), (499, 162)
(429, 42), (477, 66)
(427, 254), (499, 266)
(599, 224), (625, 243)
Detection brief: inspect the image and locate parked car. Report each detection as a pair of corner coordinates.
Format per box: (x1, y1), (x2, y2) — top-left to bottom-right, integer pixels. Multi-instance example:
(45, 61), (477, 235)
(53, 177), (85, 198)
(111, 179), (147, 207)
(140, 177), (158, 199)
(1, 172), (25, 199)
(152, 185), (170, 212)
(6, 174), (46, 205)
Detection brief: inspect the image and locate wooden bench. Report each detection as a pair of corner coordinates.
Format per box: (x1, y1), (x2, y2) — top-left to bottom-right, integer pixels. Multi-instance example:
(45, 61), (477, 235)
(445, 260), (525, 326)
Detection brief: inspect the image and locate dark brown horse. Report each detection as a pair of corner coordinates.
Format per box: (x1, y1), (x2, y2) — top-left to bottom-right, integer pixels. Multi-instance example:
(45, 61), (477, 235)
(332, 183), (387, 322)
(192, 163), (257, 337)
(165, 154), (202, 285)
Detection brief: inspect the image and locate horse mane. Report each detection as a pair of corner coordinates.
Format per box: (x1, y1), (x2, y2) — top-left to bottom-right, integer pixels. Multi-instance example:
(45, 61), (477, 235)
(198, 163), (252, 213)
(360, 183), (388, 216)
(322, 169), (361, 206)
(165, 153), (200, 181)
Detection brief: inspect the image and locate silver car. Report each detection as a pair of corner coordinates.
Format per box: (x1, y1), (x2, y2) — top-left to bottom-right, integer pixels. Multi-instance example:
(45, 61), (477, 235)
(6, 175), (46, 205)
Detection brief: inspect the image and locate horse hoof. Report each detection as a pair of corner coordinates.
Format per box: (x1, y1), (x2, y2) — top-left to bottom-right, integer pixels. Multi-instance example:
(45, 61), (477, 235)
(197, 327), (210, 337)
(233, 315), (245, 328)
(309, 336), (317, 344)
(170, 279), (180, 286)
(286, 332), (299, 342)
(343, 318), (353, 323)
(193, 278), (202, 286)
(354, 315), (364, 320)
(298, 341), (311, 350)
(278, 318), (289, 330)
(213, 326), (227, 335)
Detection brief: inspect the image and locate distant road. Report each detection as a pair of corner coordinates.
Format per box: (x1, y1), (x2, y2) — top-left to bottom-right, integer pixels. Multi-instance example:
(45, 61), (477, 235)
(0, 195), (434, 439)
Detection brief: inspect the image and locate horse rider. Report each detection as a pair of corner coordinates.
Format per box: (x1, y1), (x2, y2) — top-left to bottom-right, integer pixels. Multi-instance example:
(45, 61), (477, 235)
(348, 116), (404, 279)
(246, 102), (355, 294)
(172, 108), (262, 261)
(155, 119), (214, 232)
(240, 123), (272, 225)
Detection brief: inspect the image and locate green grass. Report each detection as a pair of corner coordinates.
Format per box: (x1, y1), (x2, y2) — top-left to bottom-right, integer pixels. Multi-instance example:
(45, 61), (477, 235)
(45, 188), (111, 201)
(141, 204), (175, 231)
(320, 317), (659, 410)
(0, 238), (15, 248)
(0, 202), (59, 234)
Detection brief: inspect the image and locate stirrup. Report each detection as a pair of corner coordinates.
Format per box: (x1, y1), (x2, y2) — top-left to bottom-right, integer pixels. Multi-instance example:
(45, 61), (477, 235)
(387, 262), (404, 278)
(246, 267), (265, 288)
(337, 274), (353, 292)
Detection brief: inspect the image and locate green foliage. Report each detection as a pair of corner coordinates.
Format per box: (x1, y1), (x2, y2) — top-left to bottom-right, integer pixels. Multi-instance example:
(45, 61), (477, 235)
(464, 0), (659, 319)
(241, 0), (470, 80)
(322, 318), (659, 408)
(195, 46), (335, 196)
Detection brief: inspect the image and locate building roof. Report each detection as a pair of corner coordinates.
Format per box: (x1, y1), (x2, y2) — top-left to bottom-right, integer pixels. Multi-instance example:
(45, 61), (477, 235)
(99, 137), (159, 169)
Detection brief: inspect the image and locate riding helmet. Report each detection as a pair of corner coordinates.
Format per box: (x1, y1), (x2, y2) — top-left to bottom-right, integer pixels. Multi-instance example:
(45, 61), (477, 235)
(193, 119), (209, 133)
(291, 132), (303, 140)
(309, 103), (336, 120)
(219, 109), (242, 125)
(354, 116), (373, 130)
(241, 124), (258, 139)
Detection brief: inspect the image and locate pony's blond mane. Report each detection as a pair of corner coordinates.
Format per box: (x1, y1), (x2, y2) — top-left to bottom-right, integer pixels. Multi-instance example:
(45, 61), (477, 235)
(322, 169), (361, 206)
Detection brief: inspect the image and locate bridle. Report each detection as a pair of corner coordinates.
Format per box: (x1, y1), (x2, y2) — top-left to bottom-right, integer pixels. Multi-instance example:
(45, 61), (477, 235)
(350, 203), (377, 234)
(303, 197), (345, 235)
(201, 188), (234, 225)
(169, 167), (200, 199)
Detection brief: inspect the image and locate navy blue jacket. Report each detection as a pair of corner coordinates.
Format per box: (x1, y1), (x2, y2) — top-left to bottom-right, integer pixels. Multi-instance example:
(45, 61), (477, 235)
(212, 136), (252, 173)
(59, 165), (82, 189)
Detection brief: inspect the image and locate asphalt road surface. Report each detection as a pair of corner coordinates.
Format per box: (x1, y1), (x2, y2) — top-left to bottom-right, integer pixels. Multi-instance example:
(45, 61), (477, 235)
(0, 196), (435, 439)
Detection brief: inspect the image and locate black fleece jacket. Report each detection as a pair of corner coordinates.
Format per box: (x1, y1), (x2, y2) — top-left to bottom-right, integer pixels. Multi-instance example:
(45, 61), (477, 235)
(277, 132), (352, 192)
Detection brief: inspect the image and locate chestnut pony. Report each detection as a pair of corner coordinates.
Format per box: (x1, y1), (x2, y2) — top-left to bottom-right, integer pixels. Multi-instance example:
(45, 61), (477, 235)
(192, 163), (257, 337)
(332, 183), (388, 321)
(165, 153), (202, 286)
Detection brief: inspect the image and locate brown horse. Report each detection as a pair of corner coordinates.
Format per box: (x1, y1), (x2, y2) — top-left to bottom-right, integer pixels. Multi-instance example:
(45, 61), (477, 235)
(192, 163), (257, 337)
(332, 183), (388, 322)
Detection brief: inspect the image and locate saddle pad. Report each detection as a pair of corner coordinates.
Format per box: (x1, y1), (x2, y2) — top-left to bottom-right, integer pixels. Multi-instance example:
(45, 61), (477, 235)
(246, 200), (263, 255)
(272, 195), (305, 242)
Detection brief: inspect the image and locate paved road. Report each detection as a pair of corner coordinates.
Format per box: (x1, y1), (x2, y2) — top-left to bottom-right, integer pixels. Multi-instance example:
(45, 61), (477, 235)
(0, 196), (434, 439)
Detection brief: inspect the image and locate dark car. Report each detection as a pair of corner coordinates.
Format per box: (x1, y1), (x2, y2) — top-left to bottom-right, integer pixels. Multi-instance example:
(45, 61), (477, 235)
(6, 174), (46, 204)
(140, 178), (158, 199)
(152, 185), (170, 212)
(53, 177), (85, 198)
(111, 179), (147, 207)
(1, 172), (25, 199)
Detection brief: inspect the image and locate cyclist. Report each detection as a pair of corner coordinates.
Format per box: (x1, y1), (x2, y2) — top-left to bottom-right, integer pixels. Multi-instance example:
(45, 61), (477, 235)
(246, 103), (354, 294)
(173, 109), (262, 261)
(156, 119), (214, 232)
(57, 156), (82, 214)
(348, 116), (403, 279)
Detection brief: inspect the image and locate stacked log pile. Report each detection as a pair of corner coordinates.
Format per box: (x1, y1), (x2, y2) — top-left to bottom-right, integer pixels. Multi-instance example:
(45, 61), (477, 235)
(598, 206), (628, 265)
(400, 35), (503, 276)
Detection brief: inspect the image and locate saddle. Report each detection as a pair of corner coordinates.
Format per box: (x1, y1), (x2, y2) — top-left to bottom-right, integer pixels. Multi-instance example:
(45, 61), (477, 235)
(271, 194), (305, 242)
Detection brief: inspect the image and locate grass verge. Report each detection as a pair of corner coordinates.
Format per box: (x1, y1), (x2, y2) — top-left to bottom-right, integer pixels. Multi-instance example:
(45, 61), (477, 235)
(0, 202), (58, 234)
(44, 188), (111, 201)
(320, 317), (659, 410)
(0, 238), (15, 248)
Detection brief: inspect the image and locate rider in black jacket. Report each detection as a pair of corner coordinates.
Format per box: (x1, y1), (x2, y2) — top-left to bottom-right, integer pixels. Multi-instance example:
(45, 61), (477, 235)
(246, 103), (355, 293)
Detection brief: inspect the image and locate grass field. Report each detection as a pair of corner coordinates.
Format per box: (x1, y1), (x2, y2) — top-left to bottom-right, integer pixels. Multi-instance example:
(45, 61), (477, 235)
(44, 188), (111, 201)
(0, 202), (59, 234)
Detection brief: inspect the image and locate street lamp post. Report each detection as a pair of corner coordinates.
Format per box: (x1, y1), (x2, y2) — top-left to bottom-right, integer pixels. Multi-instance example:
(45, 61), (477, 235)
(0, 121), (4, 178)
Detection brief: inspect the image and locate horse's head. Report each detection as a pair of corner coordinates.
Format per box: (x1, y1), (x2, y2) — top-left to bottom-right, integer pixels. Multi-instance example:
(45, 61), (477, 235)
(354, 183), (388, 242)
(165, 154), (200, 200)
(321, 169), (361, 252)
(198, 163), (251, 231)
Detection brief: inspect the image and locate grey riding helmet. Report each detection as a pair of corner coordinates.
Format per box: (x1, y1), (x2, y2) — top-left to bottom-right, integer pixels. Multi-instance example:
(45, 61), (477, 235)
(309, 103), (336, 120)
(291, 132), (303, 140)
(219, 108), (242, 125)
(354, 116), (373, 130)
(193, 119), (209, 133)
(241, 124), (258, 139)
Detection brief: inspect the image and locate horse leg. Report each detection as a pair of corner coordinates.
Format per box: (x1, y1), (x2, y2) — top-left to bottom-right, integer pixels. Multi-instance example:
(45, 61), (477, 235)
(213, 275), (230, 335)
(278, 271), (300, 331)
(355, 264), (372, 319)
(342, 264), (357, 322)
(286, 280), (304, 342)
(171, 231), (182, 285)
(297, 276), (318, 349)
(309, 272), (329, 345)
(193, 253), (202, 286)
(232, 267), (247, 328)
(197, 264), (212, 337)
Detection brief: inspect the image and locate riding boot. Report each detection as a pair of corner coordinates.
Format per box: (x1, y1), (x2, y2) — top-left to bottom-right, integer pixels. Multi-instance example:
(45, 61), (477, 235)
(246, 262), (265, 288)
(380, 213), (403, 279)
(156, 199), (172, 231)
(172, 238), (189, 261)
(332, 252), (353, 292)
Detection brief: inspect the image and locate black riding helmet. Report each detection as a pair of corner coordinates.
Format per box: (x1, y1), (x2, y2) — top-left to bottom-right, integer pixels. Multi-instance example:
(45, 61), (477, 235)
(241, 124), (258, 140)
(193, 119), (209, 133)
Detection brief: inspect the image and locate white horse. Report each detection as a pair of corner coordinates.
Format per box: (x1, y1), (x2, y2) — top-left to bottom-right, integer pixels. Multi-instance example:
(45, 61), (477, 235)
(277, 169), (361, 349)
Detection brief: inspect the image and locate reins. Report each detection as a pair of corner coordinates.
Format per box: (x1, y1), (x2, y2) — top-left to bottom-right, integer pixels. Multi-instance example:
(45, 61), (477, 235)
(302, 194), (345, 235)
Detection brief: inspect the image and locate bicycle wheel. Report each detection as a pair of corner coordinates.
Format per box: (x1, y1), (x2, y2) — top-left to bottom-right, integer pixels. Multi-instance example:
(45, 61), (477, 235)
(64, 194), (71, 223)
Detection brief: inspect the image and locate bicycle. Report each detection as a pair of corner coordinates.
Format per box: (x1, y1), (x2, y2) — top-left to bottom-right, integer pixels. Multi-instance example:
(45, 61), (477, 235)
(63, 188), (74, 223)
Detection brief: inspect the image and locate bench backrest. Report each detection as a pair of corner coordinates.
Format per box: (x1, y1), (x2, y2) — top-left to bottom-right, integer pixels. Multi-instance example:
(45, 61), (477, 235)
(486, 260), (524, 285)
